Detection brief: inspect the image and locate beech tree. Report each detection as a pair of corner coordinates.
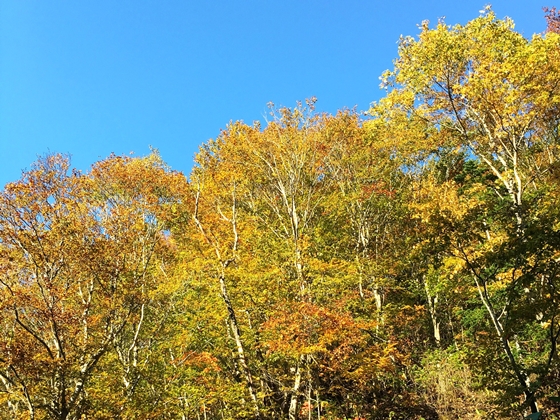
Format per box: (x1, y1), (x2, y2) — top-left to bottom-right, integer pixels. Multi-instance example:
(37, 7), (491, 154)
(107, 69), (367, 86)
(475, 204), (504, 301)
(0, 153), (186, 419)
(373, 9), (560, 416)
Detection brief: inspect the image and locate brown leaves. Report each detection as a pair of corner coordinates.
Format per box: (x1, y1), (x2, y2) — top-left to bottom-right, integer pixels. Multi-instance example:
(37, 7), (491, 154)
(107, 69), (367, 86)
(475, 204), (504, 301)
(545, 7), (560, 34)
(261, 301), (365, 357)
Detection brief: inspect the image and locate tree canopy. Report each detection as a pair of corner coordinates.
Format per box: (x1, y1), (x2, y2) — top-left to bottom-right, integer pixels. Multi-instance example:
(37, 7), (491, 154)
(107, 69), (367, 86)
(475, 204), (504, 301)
(1, 8), (560, 420)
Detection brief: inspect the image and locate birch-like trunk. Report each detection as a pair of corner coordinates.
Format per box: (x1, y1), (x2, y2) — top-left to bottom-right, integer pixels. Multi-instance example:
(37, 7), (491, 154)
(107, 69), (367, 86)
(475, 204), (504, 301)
(219, 271), (261, 419)
(472, 275), (539, 414)
(288, 358), (303, 420)
(424, 279), (441, 345)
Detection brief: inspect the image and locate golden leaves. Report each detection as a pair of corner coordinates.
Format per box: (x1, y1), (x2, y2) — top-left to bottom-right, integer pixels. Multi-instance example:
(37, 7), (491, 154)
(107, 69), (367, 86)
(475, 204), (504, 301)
(0, 152), (188, 418)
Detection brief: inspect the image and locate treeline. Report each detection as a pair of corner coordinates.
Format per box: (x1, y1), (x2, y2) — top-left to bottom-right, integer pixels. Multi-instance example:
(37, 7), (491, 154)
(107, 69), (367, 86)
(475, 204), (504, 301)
(1, 9), (560, 420)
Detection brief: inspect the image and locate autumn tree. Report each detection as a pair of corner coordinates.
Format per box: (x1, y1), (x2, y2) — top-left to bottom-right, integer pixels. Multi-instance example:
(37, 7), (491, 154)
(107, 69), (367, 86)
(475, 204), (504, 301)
(373, 8), (560, 416)
(0, 153), (187, 419)
(545, 6), (560, 33)
(4, 8), (560, 420)
(182, 102), (420, 419)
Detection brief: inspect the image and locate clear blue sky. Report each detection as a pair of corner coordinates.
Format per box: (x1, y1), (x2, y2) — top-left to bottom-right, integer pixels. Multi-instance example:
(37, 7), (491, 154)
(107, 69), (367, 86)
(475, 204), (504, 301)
(0, 1), (549, 187)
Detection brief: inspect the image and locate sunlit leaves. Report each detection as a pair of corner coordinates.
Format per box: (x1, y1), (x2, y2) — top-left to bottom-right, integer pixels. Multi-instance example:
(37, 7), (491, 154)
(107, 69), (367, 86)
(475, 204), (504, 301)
(0, 152), (188, 419)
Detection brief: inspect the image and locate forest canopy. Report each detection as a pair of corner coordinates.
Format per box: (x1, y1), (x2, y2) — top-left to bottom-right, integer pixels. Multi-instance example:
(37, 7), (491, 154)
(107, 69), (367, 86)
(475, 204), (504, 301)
(1, 9), (560, 420)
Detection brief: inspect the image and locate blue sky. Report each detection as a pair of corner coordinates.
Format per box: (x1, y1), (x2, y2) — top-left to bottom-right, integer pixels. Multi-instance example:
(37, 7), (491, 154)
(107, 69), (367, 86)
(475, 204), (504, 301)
(0, 1), (548, 187)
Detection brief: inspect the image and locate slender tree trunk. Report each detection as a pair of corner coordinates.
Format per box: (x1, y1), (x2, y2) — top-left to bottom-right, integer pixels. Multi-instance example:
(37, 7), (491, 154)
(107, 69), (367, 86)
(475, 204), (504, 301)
(193, 187), (261, 418)
(316, 389), (321, 420)
(288, 358), (303, 420)
(472, 276), (539, 414)
(372, 285), (385, 329)
(219, 272), (261, 419)
(424, 279), (441, 345)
